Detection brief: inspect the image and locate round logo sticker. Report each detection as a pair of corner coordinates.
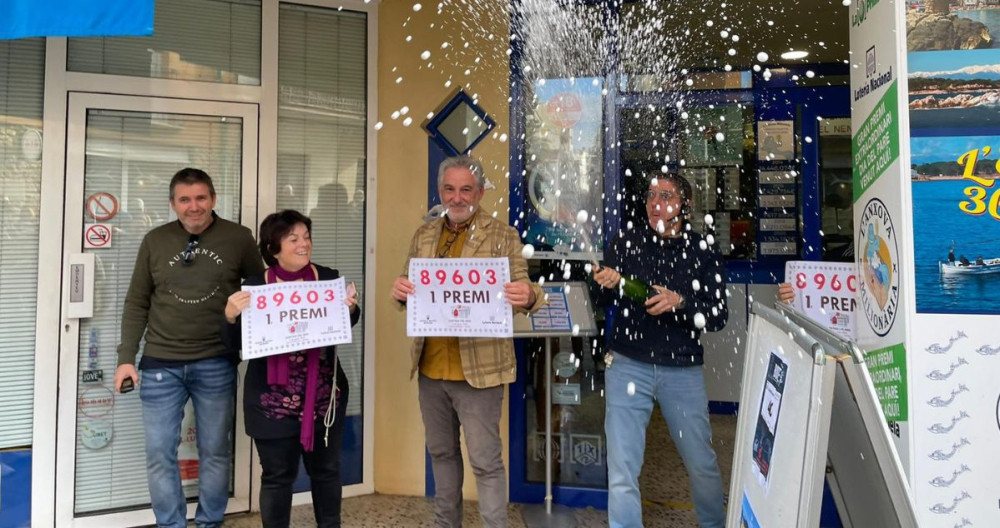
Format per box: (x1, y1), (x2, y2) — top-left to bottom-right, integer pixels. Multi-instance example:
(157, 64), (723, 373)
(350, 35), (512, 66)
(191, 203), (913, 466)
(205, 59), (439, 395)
(553, 351), (579, 378)
(78, 386), (115, 418)
(858, 198), (900, 337)
(80, 419), (113, 449)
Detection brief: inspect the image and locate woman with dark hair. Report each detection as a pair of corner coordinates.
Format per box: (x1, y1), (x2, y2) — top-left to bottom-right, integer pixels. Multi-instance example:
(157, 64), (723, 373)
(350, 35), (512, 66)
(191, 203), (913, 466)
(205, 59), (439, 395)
(222, 209), (360, 528)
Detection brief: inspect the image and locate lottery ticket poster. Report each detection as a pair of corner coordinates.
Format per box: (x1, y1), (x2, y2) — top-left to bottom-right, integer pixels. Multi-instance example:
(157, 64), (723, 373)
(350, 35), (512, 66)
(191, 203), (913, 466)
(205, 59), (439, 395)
(241, 278), (352, 360)
(751, 351), (788, 492)
(784, 260), (858, 340)
(407, 257), (513, 337)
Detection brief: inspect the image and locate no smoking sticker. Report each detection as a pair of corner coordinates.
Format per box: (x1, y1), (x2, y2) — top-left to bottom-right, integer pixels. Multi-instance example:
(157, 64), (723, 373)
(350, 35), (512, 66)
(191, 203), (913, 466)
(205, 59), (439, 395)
(86, 192), (119, 222)
(84, 224), (112, 249)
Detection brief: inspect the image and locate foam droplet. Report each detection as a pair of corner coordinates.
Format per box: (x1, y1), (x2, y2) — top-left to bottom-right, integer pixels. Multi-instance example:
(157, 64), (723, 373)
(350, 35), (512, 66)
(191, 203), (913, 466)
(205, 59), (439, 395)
(694, 313), (707, 329)
(627, 382), (636, 396)
(521, 244), (535, 259)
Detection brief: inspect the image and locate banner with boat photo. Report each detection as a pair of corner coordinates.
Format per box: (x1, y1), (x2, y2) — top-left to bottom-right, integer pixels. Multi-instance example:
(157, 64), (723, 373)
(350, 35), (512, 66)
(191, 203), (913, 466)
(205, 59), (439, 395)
(910, 134), (1000, 314)
(907, 1), (1000, 315)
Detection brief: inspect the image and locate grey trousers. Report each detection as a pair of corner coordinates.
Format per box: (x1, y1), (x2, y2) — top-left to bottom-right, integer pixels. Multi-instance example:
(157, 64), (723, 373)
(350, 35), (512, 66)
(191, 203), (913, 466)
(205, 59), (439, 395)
(418, 375), (507, 528)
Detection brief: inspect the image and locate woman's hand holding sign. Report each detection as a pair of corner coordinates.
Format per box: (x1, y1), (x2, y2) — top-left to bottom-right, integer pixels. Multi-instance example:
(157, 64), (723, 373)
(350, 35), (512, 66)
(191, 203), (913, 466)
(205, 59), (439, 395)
(226, 290), (251, 324)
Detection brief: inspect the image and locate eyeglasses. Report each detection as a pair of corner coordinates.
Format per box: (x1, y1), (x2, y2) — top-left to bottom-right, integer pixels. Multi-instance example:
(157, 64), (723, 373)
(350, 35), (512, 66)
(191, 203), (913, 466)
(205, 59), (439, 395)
(437, 229), (461, 258)
(182, 234), (200, 266)
(646, 190), (678, 202)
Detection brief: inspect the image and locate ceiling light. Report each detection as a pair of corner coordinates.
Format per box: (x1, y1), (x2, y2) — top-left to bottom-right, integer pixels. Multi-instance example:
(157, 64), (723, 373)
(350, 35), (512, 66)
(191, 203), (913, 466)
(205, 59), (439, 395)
(781, 50), (809, 60)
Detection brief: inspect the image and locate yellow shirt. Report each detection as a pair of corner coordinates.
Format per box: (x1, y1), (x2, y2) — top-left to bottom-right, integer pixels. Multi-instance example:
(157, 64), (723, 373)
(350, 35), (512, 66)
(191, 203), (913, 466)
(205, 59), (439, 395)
(419, 215), (472, 381)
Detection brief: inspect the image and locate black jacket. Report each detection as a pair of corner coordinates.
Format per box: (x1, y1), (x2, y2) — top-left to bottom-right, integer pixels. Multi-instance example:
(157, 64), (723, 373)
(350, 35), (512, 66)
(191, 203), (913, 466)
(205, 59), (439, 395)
(598, 228), (728, 366)
(222, 264), (361, 439)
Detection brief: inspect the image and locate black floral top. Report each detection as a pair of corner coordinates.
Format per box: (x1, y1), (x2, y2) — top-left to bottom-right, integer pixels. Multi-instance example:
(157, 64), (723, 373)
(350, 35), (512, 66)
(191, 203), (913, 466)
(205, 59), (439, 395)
(222, 264), (360, 440)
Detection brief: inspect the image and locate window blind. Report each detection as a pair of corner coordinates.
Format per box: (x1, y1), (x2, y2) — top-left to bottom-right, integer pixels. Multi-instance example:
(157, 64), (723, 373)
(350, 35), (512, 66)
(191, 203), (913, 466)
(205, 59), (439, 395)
(0, 38), (44, 450)
(67, 0), (262, 85)
(276, 3), (367, 418)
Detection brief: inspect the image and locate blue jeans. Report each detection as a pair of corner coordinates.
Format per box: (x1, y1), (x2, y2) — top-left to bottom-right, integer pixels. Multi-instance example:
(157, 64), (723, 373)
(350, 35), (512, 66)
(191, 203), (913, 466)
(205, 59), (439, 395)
(140, 357), (236, 528)
(604, 353), (725, 528)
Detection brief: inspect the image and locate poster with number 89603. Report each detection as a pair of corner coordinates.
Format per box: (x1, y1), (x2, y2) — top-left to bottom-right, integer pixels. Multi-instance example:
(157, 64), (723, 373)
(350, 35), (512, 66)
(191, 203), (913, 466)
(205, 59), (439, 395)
(241, 278), (353, 360)
(407, 257), (512, 337)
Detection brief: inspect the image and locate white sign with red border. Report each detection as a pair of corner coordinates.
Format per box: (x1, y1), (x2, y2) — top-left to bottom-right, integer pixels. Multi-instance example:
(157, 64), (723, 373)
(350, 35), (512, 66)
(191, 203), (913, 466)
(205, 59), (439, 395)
(407, 257), (512, 337)
(86, 192), (119, 221)
(784, 261), (858, 340)
(241, 278), (353, 360)
(83, 223), (113, 249)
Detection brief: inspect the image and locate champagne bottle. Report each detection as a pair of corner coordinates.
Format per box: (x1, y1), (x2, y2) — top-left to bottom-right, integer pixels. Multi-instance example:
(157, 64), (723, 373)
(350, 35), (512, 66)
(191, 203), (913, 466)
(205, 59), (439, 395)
(621, 275), (654, 303)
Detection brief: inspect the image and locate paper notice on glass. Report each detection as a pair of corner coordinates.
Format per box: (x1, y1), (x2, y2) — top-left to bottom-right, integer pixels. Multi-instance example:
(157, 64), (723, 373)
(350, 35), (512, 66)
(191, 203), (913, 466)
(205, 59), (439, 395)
(758, 120), (795, 161)
(407, 258), (513, 337)
(723, 166), (741, 210)
(241, 278), (353, 360)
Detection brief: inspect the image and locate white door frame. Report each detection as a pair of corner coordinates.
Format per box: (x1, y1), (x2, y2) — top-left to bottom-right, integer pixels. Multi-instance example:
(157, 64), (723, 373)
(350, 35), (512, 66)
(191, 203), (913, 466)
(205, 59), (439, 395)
(33, 3), (378, 524)
(54, 92), (259, 528)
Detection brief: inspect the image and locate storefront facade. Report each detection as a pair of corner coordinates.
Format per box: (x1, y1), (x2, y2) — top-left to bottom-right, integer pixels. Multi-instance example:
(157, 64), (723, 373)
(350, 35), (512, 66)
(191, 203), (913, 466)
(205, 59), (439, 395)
(0, 1), (377, 525)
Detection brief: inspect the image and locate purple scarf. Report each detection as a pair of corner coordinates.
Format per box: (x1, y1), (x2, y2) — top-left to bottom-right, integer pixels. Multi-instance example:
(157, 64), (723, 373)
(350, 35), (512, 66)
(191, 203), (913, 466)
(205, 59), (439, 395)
(266, 263), (322, 452)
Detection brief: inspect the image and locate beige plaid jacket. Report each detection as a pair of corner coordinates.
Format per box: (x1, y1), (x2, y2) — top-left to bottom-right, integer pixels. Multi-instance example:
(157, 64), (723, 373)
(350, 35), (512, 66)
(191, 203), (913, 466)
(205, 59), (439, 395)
(397, 211), (544, 388)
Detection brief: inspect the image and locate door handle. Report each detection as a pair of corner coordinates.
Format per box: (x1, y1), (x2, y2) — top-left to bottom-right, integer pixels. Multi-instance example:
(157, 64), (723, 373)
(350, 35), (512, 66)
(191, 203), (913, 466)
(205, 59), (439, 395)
(66, 253), (95, 319)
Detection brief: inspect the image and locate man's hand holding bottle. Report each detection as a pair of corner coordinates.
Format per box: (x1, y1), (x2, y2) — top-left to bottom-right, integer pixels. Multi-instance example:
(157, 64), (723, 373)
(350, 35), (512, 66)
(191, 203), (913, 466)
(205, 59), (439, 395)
(593, 266), (684, 315)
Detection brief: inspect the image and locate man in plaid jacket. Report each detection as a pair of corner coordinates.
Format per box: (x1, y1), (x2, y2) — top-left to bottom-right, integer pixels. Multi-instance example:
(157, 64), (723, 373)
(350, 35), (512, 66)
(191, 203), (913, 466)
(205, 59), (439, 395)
(392, 156), (544, 527)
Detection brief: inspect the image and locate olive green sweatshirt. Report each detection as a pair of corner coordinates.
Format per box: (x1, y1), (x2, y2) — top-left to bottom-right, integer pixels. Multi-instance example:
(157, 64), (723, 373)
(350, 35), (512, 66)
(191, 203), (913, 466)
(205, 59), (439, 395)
(117, 214), (264, 366)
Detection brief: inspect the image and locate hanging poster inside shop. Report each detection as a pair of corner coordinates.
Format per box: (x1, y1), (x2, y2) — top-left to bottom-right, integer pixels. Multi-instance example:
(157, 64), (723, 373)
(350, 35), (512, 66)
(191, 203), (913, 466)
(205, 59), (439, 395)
(521, 77), (604, 261)
(758, 120), (795, 161)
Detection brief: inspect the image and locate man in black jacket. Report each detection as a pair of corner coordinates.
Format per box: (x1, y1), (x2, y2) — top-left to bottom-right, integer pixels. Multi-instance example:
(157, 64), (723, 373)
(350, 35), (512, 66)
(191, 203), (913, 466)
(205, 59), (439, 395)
(593, 172), (728, 528)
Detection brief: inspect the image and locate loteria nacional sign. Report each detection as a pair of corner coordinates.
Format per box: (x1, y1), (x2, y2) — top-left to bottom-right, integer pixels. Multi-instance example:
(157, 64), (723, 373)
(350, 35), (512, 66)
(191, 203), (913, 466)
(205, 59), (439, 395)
(849, 0), (913, 479)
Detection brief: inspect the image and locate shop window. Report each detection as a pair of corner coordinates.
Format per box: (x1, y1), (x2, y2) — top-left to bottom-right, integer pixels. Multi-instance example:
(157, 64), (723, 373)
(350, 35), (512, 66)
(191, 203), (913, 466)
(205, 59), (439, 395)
(67, 0), (262, 85)
(620, 102), (758, 260)
(275, 3), (366, 420)
(818, 118), (853, 261)
(0, 38), (44, 450)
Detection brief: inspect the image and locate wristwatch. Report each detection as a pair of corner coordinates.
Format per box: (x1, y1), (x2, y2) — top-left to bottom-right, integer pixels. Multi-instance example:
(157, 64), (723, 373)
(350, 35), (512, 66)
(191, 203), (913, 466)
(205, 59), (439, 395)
(676, 294), (686, 310)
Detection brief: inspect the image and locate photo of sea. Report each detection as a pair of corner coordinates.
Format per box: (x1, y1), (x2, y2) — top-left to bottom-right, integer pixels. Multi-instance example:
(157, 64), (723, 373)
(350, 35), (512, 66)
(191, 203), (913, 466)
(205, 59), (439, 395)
(908, 49), (1000, 130)
(954, 8), (1000, 46)
(911, 136), (1000, 314)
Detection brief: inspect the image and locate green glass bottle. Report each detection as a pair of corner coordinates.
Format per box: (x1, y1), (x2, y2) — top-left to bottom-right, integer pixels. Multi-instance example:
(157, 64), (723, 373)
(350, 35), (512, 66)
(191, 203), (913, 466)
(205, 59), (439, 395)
(621, 275), (654, 302)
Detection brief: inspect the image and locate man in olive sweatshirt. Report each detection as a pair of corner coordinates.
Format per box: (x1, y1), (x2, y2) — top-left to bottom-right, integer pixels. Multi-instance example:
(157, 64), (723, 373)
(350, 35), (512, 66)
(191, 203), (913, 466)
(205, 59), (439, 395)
(114, 168), (264, 528)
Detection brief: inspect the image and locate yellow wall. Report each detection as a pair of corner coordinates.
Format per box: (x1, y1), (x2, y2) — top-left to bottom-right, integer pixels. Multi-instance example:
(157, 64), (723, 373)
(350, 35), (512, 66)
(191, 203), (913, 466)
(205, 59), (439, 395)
(374, 0), (513, 497)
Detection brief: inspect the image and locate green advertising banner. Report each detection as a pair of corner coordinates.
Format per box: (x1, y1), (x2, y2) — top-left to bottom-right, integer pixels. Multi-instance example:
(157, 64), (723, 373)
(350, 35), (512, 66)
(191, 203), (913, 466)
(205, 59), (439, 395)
(864, 342), (907, 422)
(852, 81), (900, 200)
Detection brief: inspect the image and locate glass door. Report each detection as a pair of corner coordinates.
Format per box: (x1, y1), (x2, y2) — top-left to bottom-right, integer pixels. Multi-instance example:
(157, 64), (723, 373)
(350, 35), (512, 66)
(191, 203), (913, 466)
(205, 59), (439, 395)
(55, 93), (258, 527)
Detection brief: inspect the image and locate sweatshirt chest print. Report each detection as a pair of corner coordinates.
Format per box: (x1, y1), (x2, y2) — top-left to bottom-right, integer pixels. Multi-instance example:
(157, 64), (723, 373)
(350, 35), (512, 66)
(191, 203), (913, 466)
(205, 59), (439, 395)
(165, 245), (225, 304)
(168, 247), (225, 267)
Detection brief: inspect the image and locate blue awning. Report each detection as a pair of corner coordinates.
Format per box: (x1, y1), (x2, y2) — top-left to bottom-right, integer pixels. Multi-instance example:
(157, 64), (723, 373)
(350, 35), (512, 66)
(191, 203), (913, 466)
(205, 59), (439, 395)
(0, 0), (153, 40)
